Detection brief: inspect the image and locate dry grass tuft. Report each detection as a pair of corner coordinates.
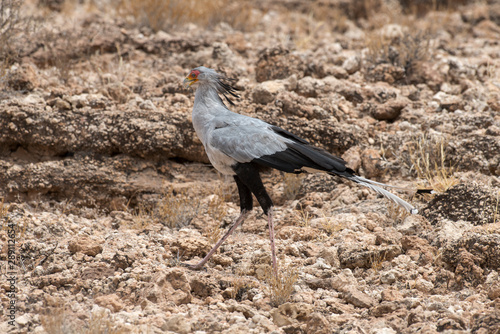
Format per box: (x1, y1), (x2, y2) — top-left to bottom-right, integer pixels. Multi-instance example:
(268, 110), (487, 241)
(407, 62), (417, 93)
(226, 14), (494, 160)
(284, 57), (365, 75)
(90, 44), (131, 102)
(203, 178), (232, 243)
(265, 264), (300, 307)
(229, 272), (258, 301)
(493, 190), (500, 225)
(386, 201), (411, 224)
(0, 57), (9, 89)
(129, 202), (155, 230)
(41, 307), (132, 334)
(406, 134), (458, 193)
(283, 173), (304, 200)
(167, 249), (185, 267)
(117, 0), (257, 32)
(40, 307), (76, 334)
(318, 211), (344, 236)
(156, 185), (200, 228)
(284, 11), (328, 50)
(203, 221), (224, 245)
(293, 204), (313, 228)
(230, 276), (246, 300)
(129, 179), (230, 231)
(0, 197), (10, 219)
(84, 309), (130, 334)
(207, 187), (229, 222)
(369, 250), (387, 272)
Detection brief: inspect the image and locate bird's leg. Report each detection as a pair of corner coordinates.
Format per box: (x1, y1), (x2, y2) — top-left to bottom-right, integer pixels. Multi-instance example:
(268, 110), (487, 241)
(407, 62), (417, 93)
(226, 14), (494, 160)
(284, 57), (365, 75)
(184, 210), (250, 270)
(267, 207), (278, 277)
(233, 163), (279, 277)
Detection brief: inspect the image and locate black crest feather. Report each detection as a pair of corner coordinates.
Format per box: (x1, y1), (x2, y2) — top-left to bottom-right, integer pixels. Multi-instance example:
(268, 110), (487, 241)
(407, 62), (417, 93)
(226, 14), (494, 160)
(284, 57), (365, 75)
(212, 66), (241, 107)
(216, 77), (240, 107)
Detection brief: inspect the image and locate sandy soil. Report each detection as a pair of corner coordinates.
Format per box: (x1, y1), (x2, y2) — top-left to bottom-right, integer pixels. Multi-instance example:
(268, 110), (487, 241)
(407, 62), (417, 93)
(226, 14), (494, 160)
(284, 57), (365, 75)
(1, 0), (500, 333)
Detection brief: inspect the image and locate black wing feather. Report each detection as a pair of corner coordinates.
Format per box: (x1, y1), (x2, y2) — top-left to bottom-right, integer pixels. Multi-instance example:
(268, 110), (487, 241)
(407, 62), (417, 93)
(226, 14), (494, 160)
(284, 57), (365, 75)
(253, 145), (311, 173)
(253, 126), (355, 177)
(270, 126), (310, 145)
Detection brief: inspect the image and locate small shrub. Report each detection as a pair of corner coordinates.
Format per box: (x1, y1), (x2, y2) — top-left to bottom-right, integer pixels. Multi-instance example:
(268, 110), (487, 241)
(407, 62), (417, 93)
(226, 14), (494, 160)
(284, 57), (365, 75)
(399, 0), (471, 16)
(0, 0), (37, 62)
(0, 0), (38, 88)
(365, 29), (431, 82)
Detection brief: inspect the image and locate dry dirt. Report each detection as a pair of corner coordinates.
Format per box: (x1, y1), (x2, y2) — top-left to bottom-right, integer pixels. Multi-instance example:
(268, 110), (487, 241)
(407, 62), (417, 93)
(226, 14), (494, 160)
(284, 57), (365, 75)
(1, 0), (500, 333)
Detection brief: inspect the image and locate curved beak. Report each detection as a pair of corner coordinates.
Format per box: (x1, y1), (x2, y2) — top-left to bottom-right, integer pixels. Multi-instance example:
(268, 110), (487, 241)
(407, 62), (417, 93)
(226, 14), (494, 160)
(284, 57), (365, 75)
(183, 76), (197, 88)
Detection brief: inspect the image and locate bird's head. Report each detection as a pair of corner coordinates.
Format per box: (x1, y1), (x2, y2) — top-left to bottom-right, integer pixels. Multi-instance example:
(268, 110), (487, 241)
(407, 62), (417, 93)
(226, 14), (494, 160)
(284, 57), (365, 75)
(183, 69), (201, 88)
(183, 66), (218, 88)
(183, 66), (241, 106)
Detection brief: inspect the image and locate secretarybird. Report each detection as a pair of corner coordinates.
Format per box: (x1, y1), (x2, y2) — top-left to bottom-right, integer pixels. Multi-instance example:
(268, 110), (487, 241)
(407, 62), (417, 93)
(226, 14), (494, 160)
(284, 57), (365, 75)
(183, 66), (417, 275)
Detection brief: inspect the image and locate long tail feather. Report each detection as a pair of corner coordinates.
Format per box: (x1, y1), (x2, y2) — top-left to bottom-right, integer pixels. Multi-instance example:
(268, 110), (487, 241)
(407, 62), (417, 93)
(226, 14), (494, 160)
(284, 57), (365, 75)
(348, 175), (418, 214)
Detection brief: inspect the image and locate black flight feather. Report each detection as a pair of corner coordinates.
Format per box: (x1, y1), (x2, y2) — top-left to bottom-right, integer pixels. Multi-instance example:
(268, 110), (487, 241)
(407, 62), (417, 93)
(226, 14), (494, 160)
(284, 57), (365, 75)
(253, 141), (354, 177)
(253, 126), (353, 176)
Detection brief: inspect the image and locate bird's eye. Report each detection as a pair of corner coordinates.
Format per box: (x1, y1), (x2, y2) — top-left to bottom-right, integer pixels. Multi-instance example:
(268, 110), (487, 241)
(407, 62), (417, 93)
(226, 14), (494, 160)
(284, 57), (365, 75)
(190, 73), (196, 78)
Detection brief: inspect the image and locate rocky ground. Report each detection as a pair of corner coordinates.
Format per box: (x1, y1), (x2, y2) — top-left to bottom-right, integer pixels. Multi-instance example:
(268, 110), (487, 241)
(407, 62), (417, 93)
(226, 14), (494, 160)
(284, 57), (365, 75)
(1, 0), (500, 333)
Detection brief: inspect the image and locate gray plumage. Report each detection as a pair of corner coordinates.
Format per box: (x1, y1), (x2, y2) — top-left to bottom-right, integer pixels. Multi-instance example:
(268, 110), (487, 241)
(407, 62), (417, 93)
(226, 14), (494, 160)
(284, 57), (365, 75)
(184, 66), (418, 214)
(187, 67), (291, 174)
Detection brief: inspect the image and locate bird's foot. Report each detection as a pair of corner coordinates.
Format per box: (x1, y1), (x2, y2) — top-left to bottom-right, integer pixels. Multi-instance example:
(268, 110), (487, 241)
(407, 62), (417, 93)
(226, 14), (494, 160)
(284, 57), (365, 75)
(180, 262), (207, 271)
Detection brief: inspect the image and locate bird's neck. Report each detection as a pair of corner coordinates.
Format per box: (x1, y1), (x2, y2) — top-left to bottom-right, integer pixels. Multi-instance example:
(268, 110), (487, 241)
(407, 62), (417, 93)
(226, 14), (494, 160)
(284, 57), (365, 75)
(191, 83), (225, 144)
(194, 83), (223, 112)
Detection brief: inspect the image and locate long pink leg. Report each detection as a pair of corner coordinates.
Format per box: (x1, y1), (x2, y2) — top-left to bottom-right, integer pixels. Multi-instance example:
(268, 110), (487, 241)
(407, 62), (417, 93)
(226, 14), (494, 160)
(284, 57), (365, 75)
(185, 210), (250, 270)
(268, 207), (278, 276)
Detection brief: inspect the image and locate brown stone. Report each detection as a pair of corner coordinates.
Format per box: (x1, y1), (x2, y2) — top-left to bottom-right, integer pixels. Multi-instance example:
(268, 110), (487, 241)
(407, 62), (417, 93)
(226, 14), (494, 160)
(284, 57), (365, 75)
(68, 235), (103, 257)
